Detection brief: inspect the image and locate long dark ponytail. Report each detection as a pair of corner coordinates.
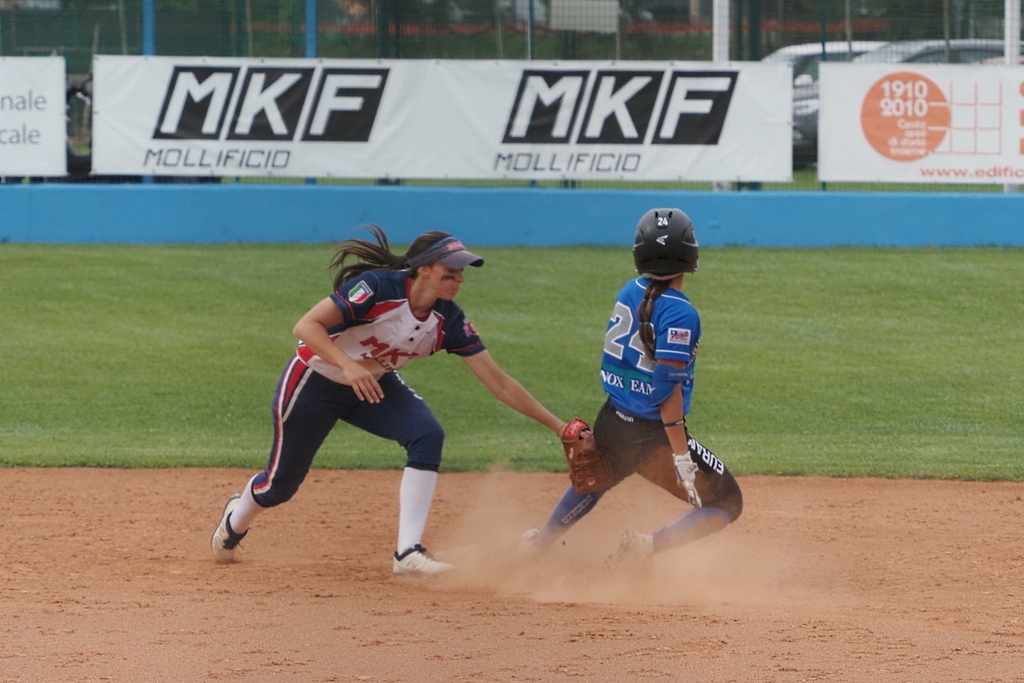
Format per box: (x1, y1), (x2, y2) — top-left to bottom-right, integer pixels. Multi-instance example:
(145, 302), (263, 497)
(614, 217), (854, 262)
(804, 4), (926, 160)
(637, 278), (673, 360)
(329, 225), (453, 290)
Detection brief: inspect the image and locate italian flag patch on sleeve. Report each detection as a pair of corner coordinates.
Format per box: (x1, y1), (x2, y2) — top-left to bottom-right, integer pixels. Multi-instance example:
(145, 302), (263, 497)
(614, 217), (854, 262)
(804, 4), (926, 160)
(348, 281), (373, 304)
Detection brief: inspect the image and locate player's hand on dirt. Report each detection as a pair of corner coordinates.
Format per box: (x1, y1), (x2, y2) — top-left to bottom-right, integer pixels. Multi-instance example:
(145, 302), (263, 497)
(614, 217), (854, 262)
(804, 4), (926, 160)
(673, 452), (702, 508)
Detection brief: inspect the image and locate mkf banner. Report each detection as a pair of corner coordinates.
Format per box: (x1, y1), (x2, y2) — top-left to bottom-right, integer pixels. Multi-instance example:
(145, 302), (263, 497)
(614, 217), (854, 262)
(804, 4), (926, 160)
(0, 57), (66, 177)
(92, 56), (792, 182)
(819, 63), (1024, 183)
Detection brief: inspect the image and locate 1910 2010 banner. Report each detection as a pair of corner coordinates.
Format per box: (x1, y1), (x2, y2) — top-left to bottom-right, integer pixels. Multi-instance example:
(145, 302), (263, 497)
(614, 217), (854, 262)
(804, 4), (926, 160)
(819, 63), (1024, 184)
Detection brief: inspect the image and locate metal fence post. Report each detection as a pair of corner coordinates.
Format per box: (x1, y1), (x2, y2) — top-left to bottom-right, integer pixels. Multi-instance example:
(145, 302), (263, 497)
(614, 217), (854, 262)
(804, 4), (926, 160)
(528, 0), (536, 188)
(378, 0), (391, 58)
(819, 0), (826, 60)
(748, 0), (761, 60)
(306, 0), (318, 58)
(142, 0), (155, 184)
(306, 0), (318, 186)
(142, 0), (155, 55)
(1005, 0), (1021, 193)
(713, 0), (729, 62)
(712, 0), (730, 192)
(819, 0), (827, 192)
(234, 0), (246, 57)
(1008, 0), (1022, 65)
(528, 0), (535, 60)
(746, 0), (762, 191)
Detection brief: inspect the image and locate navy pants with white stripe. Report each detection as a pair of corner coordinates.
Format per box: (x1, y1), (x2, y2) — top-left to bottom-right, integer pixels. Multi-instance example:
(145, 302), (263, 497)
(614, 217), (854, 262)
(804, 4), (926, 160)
(251, 358), (445, 508)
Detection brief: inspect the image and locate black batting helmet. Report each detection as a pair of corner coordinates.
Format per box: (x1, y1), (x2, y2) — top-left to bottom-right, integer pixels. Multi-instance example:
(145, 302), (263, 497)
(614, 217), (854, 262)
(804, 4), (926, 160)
(632, 208), (699, 276)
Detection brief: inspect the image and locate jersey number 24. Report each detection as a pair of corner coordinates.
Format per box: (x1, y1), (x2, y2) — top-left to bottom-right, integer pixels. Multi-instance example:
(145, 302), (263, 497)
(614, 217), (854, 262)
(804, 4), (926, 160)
(604, 302), (655, 372)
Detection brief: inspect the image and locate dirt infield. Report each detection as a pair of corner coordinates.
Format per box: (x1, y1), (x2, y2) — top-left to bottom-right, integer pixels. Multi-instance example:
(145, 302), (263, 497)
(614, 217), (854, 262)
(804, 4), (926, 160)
(3, 468), (1023, 682)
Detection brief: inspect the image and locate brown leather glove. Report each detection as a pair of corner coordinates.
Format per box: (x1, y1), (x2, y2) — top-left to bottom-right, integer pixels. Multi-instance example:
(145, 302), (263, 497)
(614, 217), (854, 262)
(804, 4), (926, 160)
(561, 418), (615, 495)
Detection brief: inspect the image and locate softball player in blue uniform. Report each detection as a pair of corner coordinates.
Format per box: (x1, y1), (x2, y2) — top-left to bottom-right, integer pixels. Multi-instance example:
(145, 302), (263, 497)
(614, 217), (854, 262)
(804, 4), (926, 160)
(212, 226), (568, 576)
(523, 208), (742, 562)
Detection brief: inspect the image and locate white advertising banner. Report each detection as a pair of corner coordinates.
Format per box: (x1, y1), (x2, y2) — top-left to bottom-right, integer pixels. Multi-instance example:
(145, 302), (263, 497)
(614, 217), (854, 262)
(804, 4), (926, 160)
(92, 56), (791, 181)
(0, 57), (67, 177)
(819, 63), (1024, 183)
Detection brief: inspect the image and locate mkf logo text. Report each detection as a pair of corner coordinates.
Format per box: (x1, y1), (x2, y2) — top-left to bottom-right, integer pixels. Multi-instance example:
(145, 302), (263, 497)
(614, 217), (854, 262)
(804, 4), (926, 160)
(502, 69), (738, 145)
(153, 66), (389, 142)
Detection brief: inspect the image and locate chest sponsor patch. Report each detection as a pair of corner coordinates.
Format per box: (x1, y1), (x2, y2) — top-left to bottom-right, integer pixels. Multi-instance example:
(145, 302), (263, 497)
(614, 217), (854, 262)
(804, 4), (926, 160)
(347, 281), (373, 304)
(667, 327), (692, 345)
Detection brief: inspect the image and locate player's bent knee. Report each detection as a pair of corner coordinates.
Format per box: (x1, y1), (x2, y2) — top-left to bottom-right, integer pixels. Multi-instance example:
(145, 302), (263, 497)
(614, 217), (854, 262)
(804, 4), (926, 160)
(703, 475), (743, 523)
(253, 483), (300, 508)
(403, 423), (445, 471)
(717, 485), (743, 522)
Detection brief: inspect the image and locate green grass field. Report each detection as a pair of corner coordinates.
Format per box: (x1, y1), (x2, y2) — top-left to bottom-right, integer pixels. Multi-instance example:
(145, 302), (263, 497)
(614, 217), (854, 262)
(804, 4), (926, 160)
(2, 244), (1022, 479)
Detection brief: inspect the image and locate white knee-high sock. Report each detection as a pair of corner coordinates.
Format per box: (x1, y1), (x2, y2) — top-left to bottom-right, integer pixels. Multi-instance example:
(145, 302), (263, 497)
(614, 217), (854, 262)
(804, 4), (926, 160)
(228, 474), (263, 534)
(397, 467), (438, 554)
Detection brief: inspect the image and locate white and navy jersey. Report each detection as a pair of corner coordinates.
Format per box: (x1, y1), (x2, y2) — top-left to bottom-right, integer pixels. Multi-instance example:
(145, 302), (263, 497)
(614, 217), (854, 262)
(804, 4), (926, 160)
(296, 269), (485, 383)
(600, 277), (700, 421)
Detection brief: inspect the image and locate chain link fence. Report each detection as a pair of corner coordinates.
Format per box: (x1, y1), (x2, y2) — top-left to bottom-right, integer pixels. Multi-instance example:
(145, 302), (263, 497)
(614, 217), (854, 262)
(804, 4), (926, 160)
(6, 2), (1012, 70)
(2, 0), (1021, 189)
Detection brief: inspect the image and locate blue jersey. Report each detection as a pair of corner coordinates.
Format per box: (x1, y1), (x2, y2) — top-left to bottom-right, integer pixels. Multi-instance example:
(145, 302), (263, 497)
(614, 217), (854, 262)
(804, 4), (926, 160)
(600, 277), (700, 421)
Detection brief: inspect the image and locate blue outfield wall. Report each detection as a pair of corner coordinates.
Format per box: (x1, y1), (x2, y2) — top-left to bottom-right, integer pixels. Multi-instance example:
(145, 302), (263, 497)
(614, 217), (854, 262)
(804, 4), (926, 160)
(1, 184), (1022, 247)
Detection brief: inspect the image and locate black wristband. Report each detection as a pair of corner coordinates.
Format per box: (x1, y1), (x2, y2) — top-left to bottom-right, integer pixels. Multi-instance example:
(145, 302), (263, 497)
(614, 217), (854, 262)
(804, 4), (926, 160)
(662, 418), (686, 427)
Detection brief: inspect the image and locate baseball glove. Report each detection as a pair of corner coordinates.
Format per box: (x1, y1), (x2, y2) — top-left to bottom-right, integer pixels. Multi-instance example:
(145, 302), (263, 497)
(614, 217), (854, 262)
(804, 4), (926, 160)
(561, 418), (615, 495)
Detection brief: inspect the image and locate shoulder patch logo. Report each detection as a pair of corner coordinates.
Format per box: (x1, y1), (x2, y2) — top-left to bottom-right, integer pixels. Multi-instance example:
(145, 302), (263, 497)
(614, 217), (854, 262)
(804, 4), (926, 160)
(347, 281), (373, 304)
(667, 327), (691, 345)
(463, 319), (478, 337)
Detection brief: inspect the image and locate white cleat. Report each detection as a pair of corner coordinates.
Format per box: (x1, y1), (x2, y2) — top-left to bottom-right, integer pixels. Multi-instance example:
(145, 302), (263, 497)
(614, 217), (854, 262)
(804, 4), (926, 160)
(519, 527), (542, 548)
(210, 494), (247, 564)
(606, 529), (654, 570)
(515, 527), (545, 558)
(392, 544), (454, 577)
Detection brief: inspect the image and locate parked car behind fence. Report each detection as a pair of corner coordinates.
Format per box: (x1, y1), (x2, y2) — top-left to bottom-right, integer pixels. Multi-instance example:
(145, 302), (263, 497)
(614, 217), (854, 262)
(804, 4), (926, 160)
(762, 40), (887, 86)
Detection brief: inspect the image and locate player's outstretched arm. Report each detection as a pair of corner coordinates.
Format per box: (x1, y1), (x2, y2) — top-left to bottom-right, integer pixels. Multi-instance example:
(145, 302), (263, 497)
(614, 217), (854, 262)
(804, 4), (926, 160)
(460, 351), (567, 436)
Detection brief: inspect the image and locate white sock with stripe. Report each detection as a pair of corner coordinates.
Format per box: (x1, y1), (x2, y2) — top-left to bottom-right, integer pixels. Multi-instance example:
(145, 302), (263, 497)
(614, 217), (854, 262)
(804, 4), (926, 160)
(397, 467), (438, 555)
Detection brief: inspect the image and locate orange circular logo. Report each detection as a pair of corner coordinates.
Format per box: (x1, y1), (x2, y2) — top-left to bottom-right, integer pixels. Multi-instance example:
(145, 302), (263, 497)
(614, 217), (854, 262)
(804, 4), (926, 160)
(861, 72), (950, 161)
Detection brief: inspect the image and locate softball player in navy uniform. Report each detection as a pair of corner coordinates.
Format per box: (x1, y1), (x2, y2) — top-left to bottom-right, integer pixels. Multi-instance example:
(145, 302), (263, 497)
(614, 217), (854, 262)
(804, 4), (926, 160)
(211, 226), (568, 576)
(523, 208), (742, 563)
